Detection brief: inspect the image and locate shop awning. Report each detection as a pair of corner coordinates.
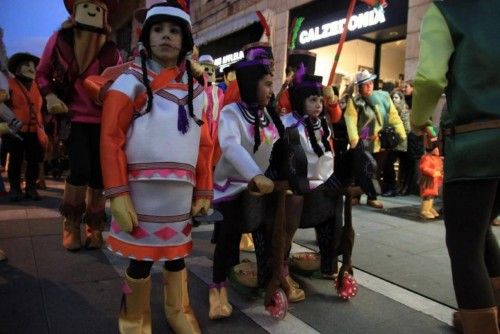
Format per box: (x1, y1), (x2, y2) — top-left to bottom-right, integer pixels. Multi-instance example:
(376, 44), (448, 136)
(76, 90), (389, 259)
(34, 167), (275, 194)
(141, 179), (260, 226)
(194, 11), (260, 46)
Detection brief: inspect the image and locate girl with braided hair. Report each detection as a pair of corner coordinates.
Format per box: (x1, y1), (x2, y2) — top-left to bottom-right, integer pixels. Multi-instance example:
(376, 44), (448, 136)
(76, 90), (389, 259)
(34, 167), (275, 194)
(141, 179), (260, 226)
(100, 1), (212, 333)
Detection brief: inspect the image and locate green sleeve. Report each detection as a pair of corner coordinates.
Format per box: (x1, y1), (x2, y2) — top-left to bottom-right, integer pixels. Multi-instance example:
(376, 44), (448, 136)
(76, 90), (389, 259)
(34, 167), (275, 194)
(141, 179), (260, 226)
(411, 3), (455, 128)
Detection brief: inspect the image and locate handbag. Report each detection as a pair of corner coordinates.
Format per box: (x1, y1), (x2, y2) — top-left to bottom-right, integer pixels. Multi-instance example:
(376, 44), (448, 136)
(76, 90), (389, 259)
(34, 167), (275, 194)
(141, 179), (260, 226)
(378, 125), (400, 150)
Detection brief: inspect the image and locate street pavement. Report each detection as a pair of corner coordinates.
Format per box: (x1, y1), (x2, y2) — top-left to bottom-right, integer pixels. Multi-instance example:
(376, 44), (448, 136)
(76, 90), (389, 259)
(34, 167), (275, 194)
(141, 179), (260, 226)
(2, 178), (494, 333)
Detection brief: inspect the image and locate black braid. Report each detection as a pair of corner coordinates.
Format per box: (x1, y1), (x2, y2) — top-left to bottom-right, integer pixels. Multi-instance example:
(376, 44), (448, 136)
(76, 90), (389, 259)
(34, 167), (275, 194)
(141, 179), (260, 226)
(306, 117), (324, 157)
(267, 107), (285, 138)
(252, 105), (261, 153)
(140, 48), (154, 116)
(186, 60), (203, 126)
(320, 116), (332, 152)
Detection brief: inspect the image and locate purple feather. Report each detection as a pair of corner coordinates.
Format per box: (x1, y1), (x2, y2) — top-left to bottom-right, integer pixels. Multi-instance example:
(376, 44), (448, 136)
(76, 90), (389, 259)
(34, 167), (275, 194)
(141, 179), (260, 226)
(177, 104), (190, 134)
(246, 48), (268, 61)
(294, 62), (306, 85)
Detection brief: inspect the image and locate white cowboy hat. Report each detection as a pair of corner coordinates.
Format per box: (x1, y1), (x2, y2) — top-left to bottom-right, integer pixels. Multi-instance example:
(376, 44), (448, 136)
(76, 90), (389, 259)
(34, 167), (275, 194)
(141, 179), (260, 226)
(355, 69), (377, 85)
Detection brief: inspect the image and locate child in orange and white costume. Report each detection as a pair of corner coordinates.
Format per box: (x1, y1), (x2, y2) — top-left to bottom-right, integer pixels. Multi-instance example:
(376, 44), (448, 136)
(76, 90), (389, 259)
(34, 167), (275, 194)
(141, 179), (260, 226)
(419, 127), (443, 220)
(100, 1), (212, 333)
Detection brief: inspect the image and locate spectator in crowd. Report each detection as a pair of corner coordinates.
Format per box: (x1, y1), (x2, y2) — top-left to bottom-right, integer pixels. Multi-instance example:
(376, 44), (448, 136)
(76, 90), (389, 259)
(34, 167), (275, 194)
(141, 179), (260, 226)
(382, 90), (411, 197)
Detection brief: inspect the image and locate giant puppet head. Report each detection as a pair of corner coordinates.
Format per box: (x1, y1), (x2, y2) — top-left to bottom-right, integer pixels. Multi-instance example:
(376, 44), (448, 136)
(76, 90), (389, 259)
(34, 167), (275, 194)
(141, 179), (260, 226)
(64, 0), (118, 29)
(8, 53), (39, 81)
(198, 55), (217, 83)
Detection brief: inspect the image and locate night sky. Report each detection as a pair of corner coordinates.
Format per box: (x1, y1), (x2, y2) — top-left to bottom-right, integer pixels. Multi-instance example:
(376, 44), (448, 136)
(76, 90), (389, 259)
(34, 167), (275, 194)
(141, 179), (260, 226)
(0, 0), (68, 57)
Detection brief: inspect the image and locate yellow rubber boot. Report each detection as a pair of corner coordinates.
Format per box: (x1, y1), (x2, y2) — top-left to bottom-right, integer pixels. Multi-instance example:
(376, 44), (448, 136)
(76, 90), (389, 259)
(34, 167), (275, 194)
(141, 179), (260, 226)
(118, 274), (152, 334)
(163, 268), (201, 334)
(208, 282), (233, 320)
(420, 199), (436, 220)
(429, 198), (440, 217)
(239, 233), (255, 252)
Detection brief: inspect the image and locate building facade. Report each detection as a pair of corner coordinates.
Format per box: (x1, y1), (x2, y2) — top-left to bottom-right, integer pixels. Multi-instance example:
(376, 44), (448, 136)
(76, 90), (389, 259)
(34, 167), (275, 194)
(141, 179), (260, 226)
(192, 0), (434, 93)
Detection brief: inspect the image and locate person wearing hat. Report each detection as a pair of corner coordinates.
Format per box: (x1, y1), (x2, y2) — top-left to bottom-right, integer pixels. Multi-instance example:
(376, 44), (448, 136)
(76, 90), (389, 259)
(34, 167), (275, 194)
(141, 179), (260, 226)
(198, 54), (224, 140)
(100, 1), (213, 332)
(280, 70), (343, 297)
(210, 54), (280, 320)
(344, 69), (407, 209)
(276, 50), (342, 124)
(412, 2), (500, 332)
(36, 0), (122, 251)
(3, 53), (46, 202)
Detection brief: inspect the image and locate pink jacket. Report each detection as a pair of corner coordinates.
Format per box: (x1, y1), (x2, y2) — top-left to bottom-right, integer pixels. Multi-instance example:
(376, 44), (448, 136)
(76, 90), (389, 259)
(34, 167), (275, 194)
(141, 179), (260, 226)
(36, 30), (121, 124)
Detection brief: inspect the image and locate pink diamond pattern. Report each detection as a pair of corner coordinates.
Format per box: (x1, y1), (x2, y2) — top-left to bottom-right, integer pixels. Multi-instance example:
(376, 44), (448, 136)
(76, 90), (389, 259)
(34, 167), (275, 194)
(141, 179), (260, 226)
(181, 223), (192, 236)
(111, 220), (121, 234)
(130, 226), (150, 239)
(154, 226), (177, 241)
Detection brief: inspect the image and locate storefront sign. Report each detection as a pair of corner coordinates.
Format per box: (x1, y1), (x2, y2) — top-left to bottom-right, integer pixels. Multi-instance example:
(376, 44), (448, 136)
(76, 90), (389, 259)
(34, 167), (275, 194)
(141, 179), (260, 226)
(213, 51), (244, 71)
(299, 7), (386, 45)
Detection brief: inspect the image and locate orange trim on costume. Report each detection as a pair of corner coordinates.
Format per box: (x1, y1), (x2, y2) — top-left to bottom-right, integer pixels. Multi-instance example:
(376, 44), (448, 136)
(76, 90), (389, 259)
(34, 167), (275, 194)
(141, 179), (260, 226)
(107, 235), (193, 261)
(277, 89), (292, 114)
(327, 100), (342, 124)
(101, 90), (134, 191)
(195, 107), (214, 195)
(222, 80), (240, 107)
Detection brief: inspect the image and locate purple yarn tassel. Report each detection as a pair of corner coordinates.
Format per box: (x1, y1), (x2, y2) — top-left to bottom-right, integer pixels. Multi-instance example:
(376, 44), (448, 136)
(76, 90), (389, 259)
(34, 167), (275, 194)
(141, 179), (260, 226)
(177, 104), (190, 134)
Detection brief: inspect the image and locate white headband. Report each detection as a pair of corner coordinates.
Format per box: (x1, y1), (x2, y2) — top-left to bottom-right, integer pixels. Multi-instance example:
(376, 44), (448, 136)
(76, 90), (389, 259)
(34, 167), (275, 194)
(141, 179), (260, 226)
(145, 6), (191, 25)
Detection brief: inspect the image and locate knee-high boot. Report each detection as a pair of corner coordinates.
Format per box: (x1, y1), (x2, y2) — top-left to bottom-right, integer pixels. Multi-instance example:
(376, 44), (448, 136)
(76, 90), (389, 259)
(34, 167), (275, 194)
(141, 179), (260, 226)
(119, 274), (152, 334)
(163, 268), (201, 334)
(84, 188), (105, 249)
(459, 307), (499, 334)
(60, 182), (86, 250)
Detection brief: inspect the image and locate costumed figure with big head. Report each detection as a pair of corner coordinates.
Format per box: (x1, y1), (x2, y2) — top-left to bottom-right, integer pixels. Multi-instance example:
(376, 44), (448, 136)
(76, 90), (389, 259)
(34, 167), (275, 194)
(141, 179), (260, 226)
(4, 53), (47, 202)
(36, 0), (122, 251)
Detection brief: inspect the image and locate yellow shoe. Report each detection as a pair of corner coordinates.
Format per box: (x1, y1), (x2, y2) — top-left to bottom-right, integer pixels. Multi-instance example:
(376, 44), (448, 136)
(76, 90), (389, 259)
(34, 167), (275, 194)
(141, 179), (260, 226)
(163, 268), (201, 334)
(428, 199), (440, 217)
(282, 275), (305, 303)
(420, 199), (436, 220)
(119, 274), (152, 334)
(208, 282), (233, 320)
(239, 233), (255, 252)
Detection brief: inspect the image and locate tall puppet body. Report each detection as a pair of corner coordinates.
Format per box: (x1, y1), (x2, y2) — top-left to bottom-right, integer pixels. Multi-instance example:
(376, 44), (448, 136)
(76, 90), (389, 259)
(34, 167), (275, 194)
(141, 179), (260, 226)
(100, 1), (212, 332)
(36, 0), (122, 251)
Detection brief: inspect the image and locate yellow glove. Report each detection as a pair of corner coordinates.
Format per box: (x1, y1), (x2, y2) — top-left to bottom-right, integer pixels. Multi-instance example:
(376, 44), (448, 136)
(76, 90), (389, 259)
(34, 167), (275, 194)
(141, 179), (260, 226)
(322, 85), (337, 105)
(110, 194), (138, 233)
(349, 138), (359, 149)
(191, 198), (211, 216)
(0, 89), (9, 103)
(46, 93), (69, 114)
(249, 174), (274, 195)
(0, 123), (9, 135)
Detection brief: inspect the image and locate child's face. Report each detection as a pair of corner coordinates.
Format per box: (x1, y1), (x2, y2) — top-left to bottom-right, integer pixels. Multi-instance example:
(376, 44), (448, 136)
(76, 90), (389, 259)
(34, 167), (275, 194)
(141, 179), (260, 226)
(256, 74), (274, 108)
(392, 93), (401, 104)
(149, 21), (183, 67)
(304, 95), (323, 118)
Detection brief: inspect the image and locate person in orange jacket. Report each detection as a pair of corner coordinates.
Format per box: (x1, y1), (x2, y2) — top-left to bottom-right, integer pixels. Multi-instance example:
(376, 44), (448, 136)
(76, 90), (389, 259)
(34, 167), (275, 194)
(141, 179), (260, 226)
(4, 53), (47, 202)
(419, 126), (443, 220)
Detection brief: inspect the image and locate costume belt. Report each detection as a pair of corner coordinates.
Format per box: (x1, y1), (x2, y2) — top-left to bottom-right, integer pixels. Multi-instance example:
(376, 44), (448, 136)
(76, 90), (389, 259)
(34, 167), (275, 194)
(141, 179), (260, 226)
(442, 119), (500, 136)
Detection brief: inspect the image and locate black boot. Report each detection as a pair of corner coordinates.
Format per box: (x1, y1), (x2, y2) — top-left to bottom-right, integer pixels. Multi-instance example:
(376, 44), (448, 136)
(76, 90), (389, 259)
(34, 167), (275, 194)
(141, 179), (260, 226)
(25, 183), (41, 201)
(9, 186), (22, 202)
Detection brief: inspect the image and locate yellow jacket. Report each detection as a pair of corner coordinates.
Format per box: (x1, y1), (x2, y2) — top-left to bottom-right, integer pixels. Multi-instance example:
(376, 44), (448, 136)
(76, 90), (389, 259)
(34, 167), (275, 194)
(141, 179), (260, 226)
(344, 90), (406, 153)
